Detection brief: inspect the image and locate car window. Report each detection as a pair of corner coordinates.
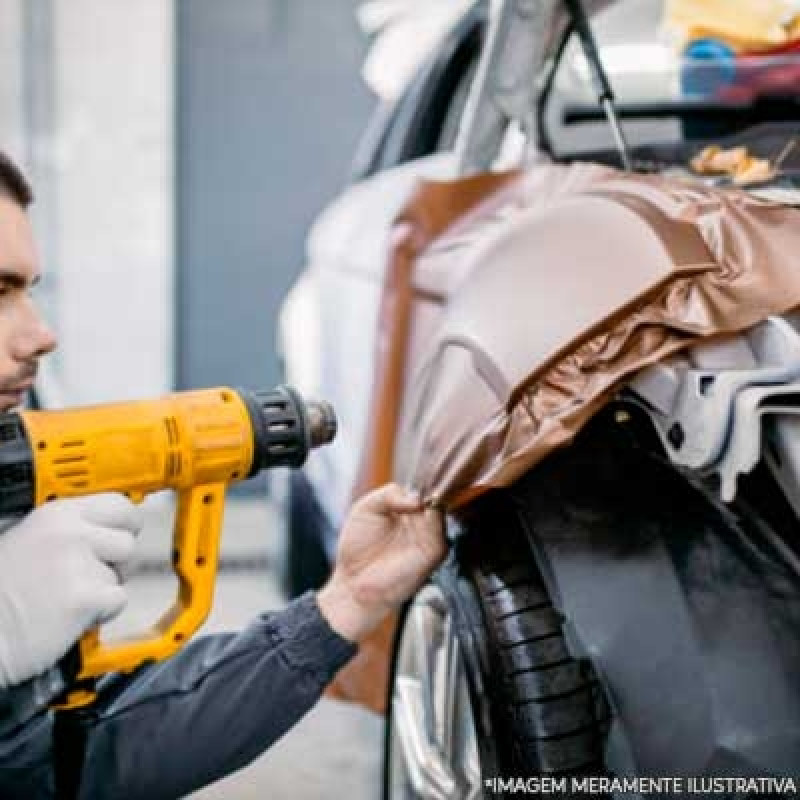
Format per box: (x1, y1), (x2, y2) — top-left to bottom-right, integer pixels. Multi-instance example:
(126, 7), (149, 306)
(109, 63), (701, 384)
(350, 5), (485, 182)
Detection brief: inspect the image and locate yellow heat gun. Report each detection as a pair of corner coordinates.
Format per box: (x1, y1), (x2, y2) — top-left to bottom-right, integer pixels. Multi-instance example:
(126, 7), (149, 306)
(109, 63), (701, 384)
(0, 384), (336, 707)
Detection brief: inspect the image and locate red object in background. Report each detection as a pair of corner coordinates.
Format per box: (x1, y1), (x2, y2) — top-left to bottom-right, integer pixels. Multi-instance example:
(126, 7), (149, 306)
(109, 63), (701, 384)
(716, 39), (800, 102)
(717, 65), (800, 101)
(757, 38), (800, 56)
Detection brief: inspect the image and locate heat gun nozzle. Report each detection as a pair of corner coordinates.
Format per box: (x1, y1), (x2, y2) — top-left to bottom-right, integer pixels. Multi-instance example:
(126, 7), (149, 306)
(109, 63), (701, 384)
(242, 385), (337, 474)
(307, 401), (337, 448)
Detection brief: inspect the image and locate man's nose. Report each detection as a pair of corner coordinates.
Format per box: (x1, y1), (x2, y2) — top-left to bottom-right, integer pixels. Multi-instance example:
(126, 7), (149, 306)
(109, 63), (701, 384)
(11, 302), (57, 362)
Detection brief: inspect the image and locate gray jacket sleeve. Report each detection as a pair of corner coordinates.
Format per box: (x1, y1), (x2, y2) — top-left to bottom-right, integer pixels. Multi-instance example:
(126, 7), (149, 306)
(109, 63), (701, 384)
(0, 592), (357, 799)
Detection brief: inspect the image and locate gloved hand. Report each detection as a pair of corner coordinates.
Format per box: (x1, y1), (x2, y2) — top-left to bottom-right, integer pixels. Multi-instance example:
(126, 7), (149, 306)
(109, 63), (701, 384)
(318, 484), (445, 642)
(0, 493), (143, 688)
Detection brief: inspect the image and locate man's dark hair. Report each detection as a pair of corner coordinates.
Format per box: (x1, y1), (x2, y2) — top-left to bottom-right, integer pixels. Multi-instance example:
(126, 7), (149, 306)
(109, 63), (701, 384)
(0, 151), (33, 207)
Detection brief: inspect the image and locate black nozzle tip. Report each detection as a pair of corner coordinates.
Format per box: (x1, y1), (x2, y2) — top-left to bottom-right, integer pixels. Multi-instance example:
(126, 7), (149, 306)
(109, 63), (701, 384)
(307, 401), (337, 448)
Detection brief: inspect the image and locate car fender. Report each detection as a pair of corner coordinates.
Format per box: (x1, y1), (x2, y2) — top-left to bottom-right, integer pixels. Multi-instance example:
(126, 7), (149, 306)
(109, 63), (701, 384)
(333, 164), (800, 714)
(395, 167), (800, 508)
(278, 153), (457, 528)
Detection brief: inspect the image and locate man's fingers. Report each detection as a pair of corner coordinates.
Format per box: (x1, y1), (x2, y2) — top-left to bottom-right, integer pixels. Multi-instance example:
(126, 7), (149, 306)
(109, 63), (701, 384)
(401, 507), (447, 559)
(359, 483), (424, 515)
(82, 560), (129, 625)
(423, 509), (448, 561)
(83, 525), (137, 566)
(92, 584), (129, 625)
(75, 493), (144, 536)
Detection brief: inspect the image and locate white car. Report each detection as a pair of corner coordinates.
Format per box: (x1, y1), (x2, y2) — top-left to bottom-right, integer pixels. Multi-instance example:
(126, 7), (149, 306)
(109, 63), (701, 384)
(277, 0), (800, 792)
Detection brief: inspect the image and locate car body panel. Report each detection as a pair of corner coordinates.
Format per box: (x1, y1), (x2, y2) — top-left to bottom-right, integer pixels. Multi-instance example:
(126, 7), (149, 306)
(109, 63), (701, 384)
(278, 154), (457, 533)
(329, 161), (800, 712)
(350, 169), (524, 499)
(399, 164), (800, 508)
(326, 168), (525, 713)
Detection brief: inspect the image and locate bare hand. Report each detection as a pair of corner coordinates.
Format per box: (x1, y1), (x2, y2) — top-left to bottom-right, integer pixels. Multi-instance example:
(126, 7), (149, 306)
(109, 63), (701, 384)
(317, 484), (446, 642)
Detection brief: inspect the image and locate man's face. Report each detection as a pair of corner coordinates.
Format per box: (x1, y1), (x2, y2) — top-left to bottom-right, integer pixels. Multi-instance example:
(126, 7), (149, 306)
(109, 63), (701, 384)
(0, 193), (56, 412)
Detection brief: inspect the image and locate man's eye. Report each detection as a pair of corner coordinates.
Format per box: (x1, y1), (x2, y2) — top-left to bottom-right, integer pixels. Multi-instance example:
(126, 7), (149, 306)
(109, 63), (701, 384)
(0, 284), (10, 297)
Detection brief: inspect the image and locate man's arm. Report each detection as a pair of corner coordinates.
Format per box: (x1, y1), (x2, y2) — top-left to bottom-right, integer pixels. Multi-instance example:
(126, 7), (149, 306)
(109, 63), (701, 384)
(80, 484), (444, 799)
(83, 484), (443, 799)
(79, 592), (355, 800)
(0, 594), (354, 800)
(0, 484), (443, 799)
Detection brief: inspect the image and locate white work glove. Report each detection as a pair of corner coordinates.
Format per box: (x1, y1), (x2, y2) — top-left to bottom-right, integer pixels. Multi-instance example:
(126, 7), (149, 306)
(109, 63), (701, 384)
(0, 493), (142, 688)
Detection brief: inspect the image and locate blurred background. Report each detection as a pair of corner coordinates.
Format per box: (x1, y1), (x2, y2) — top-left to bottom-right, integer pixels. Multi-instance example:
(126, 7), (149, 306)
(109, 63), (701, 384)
(0, 0), (373, 407)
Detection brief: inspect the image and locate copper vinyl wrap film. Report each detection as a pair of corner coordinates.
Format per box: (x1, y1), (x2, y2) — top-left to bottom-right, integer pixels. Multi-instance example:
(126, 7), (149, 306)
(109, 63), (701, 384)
(326, 170), (521, 712)
(332, 162), (800, 712)
(401, 163), (800, 508)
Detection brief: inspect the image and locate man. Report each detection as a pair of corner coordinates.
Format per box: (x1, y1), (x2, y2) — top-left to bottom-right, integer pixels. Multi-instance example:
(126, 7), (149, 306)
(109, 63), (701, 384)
(0, 152), (446, 798)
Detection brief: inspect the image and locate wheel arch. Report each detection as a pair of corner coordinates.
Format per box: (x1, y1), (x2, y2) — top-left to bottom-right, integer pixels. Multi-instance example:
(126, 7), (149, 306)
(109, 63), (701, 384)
(395, 187), (711, 507)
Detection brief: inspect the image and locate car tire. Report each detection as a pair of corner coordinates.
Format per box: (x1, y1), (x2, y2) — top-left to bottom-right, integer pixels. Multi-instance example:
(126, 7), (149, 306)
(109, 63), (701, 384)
(384, 494), (610, 799)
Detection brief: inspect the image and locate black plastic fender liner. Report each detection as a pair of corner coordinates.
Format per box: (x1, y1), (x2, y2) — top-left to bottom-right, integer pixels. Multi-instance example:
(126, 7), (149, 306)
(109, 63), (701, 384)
(452, 499), (611, 777)
(509, 409), (800, 777)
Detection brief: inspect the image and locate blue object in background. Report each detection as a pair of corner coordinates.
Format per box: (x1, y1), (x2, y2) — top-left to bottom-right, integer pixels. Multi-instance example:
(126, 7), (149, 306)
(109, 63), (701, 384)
(681, 38), (737, 97)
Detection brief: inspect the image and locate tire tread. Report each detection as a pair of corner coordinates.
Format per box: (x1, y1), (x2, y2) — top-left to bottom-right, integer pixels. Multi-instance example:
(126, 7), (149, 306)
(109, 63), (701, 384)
(461, 506), (609, 777)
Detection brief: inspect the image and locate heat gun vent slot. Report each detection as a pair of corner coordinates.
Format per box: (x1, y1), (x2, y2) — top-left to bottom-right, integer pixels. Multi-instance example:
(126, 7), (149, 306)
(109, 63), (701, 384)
(166, 452), (182, 479)
(53, 455), (87, 466)
(53, 451), (90, 484)
(267, 420), (295, 433)
(59, 440), (85, 449)
(55, 470), (90, 483)
(165, 417), (180, 446)
(0, 420), (21, 442)
(268, 443), (299, 456)
(0, 463), (31, 487)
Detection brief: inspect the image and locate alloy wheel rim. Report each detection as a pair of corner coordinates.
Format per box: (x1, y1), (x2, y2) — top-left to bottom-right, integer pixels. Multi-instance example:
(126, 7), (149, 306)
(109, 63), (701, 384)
(388, 584), (484, 800)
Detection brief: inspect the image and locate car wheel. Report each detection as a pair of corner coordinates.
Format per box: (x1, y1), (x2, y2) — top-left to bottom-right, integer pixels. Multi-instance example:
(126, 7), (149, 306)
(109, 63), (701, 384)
(384, 498), (610, 799)
(385, 582), (487, 799)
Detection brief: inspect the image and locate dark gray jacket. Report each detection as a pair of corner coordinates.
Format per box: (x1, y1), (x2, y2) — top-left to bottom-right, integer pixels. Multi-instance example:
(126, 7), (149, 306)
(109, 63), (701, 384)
(0, 592), (357, 799)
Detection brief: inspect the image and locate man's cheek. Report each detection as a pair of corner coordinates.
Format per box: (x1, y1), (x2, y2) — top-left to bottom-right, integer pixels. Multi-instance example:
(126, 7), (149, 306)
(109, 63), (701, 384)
(0, 318), (19, 369)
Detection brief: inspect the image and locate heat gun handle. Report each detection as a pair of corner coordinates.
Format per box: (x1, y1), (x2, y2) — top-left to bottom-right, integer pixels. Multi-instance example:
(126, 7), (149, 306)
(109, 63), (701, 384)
(56, 483), (226, 703)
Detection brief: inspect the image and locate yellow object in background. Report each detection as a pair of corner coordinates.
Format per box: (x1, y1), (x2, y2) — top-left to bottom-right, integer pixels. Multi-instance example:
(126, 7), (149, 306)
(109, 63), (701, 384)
(666, 0), (800, 52)
(790, 13), (800, 40)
